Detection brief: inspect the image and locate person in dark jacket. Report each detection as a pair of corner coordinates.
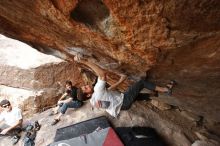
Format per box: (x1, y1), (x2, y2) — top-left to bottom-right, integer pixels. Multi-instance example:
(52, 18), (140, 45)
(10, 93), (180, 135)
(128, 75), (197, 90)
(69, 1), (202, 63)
(50, 80), (83, 125)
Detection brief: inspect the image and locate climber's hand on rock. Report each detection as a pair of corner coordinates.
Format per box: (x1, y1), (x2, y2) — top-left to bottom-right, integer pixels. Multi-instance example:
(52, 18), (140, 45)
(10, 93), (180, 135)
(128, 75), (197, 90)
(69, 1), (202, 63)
(74, 54), (83, 63)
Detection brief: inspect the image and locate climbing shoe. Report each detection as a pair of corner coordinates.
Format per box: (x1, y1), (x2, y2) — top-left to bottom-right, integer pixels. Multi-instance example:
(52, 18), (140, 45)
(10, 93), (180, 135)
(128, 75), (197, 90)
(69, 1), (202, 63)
(51, 119), (60, 126)
(11, 135), (20, 145)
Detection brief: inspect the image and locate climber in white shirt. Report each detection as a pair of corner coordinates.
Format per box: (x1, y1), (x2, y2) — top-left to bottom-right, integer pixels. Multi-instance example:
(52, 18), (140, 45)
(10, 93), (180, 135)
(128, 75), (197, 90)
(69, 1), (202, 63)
(74, 55), (175, 118)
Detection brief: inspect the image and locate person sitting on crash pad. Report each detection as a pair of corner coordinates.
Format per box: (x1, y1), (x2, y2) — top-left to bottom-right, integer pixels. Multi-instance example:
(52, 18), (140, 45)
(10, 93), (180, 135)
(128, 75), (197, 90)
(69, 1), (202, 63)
(0, 99), (23, 145)
(74, 54), (176, 118)
(50, 80), (83, 125)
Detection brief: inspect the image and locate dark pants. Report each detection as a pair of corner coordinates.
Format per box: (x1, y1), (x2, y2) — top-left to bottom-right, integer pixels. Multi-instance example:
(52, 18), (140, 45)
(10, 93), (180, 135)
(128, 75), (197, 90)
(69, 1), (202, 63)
(59, 100), (83, 114)
(121, 79), (156, 110)
(0, 124), (22, 137)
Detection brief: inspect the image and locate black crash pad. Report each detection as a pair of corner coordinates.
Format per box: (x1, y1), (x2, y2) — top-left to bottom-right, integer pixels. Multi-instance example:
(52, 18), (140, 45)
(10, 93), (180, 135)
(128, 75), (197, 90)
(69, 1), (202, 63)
(115, 127), (166, 146)
(54, 116), (110, 142)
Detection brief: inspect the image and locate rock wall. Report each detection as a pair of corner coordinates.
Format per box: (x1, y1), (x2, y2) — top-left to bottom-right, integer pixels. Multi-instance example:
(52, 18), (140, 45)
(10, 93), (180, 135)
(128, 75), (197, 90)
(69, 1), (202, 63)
(0, 0), (220, 140)
(149, 34), (220, 123)
(1, 0), (219, 75)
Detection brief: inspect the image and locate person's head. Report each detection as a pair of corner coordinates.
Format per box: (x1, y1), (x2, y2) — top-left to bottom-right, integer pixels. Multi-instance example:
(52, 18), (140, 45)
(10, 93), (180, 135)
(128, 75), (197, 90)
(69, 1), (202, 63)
(0, 99), (12, 112)
(65, 80), (72, 90)
(81, 85), (93, 98)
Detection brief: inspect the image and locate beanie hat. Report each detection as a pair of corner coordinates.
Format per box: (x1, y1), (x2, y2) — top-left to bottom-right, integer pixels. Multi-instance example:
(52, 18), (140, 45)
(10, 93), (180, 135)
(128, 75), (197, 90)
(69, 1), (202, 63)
(0, 99), (10, 106)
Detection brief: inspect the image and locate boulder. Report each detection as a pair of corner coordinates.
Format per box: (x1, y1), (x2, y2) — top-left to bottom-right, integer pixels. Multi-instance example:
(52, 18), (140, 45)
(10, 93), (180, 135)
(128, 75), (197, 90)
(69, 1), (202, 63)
(0, 35), (82, 90)
(0, 85), (43, 116)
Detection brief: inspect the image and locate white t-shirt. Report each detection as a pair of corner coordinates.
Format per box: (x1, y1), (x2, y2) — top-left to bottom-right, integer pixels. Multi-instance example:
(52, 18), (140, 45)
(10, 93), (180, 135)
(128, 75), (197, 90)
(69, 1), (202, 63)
(90, 78), (124, 117)
(0, 107), (22, 126)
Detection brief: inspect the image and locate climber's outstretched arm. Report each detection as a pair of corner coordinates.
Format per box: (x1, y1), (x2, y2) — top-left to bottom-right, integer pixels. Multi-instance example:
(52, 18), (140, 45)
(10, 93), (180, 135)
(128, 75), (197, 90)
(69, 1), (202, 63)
(108, 74), (127, 90)
(74, 55), (106, 81)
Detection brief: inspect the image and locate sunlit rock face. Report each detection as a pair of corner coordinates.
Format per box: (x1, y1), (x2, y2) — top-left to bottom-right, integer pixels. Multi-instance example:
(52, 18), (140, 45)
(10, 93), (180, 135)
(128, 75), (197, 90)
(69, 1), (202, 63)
(0, 35), (83, 115)
(0, 0), (220, 128)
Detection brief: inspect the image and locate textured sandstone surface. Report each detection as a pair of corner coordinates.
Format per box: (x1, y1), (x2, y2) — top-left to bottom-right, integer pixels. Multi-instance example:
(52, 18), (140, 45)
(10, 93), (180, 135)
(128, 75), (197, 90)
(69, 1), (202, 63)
(0, 0), (219, 75)
(0, 35), (82, 90)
